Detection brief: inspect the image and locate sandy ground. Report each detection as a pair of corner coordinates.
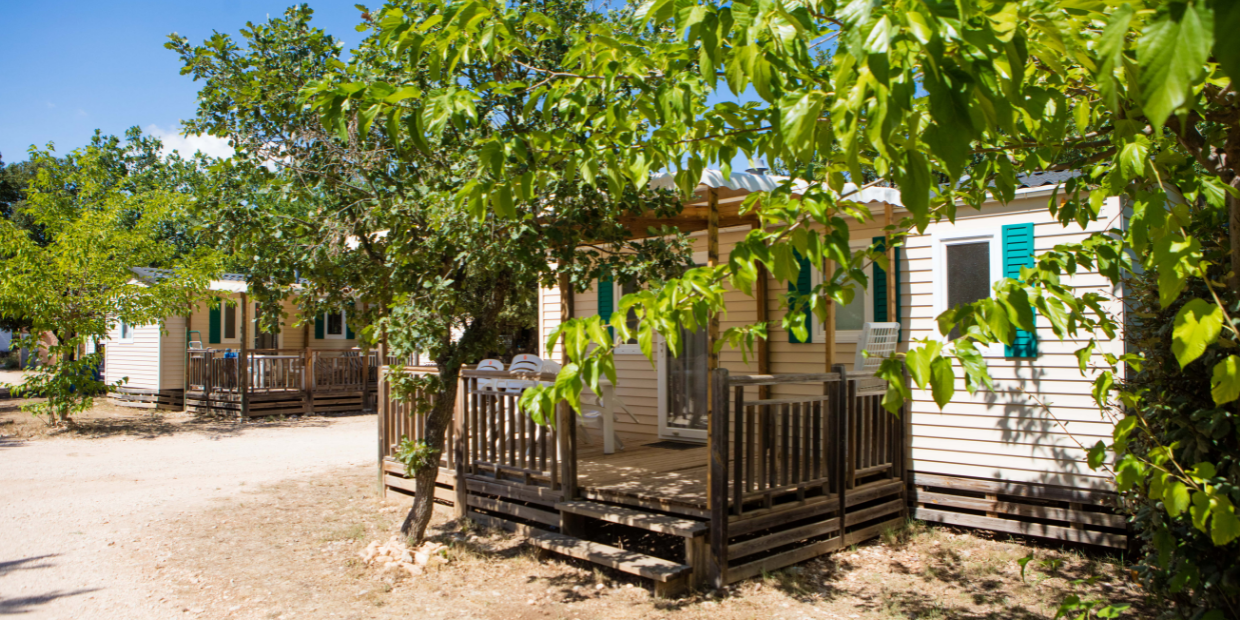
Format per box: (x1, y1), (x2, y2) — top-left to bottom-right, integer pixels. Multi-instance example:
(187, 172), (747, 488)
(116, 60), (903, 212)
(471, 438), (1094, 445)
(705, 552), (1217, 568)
(0, 413), (374, 618)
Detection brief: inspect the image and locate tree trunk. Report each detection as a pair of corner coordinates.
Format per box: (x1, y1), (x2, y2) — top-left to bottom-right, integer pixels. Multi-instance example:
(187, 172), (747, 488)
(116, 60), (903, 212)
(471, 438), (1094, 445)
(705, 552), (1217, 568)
(398, 362), (462, 543)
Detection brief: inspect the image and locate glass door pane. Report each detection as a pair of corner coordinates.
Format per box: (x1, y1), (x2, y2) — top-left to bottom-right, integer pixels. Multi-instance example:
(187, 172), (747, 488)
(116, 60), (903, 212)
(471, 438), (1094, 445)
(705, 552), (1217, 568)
(664, 320), (710, 439)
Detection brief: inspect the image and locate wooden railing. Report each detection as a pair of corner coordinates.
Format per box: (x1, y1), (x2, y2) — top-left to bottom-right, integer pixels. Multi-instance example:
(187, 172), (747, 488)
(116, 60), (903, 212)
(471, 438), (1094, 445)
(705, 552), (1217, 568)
(727, 373), (844, 513)
(187, 348), (384, 397)
(378, 366), (444, 464)
(187, 350), (240, 393)
(459, 370), (562, 489)
(311, 350), (366, 392)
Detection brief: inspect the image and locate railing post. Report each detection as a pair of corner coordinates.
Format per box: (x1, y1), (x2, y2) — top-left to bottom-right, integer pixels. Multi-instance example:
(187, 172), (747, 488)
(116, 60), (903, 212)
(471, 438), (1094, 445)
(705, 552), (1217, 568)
(708, 367), (730, 589)
(832, 364), (850, 542)
(557, 397), (580, 536)
(454, 372), (468, 519)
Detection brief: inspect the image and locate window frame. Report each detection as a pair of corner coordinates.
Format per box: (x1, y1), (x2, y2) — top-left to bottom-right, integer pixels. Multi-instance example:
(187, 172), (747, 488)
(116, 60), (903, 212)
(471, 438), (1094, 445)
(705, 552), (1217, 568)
(323, 310), (347, 340)
(931, 226), (1004, 357)
(118, 320), (134, 344)
(810, 240), (874, 344)
(614, 251), (708, 355)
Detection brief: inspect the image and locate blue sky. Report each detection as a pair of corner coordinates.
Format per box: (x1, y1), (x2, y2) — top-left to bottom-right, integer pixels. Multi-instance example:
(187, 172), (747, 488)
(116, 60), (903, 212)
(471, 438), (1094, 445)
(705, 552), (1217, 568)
(0, 1), (764, 171)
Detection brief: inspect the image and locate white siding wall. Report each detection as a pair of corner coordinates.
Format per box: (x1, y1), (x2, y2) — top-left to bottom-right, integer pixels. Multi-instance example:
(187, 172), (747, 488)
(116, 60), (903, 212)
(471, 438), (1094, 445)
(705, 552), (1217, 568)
(188, 295), (360, 351)
(104, 321), (161, 390)
(905, 193), (1123, 491)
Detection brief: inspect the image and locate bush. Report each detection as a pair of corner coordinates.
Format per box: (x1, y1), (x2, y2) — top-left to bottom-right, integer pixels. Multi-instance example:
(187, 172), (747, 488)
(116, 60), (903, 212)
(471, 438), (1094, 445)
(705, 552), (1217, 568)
(1122, 209), (1240, 619)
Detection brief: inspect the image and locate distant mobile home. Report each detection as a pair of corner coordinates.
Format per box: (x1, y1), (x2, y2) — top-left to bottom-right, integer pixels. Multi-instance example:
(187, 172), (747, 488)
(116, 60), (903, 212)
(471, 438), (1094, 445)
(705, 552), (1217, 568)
(103, 271), (373, 416)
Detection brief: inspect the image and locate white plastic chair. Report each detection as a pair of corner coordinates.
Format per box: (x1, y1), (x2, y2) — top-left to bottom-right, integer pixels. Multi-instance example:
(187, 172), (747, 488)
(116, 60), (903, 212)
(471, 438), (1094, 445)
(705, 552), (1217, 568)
(853, 322), (900, 395)
(578, 380), (639, 452)
(503, 354), (544, 393)
(476, 358), (506, 391)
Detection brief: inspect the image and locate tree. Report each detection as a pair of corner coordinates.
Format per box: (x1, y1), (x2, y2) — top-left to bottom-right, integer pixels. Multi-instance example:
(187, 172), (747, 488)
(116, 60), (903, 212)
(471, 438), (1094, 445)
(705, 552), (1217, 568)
(337, 0), (1240, 614)
(170, 1), (690, 543)
(0, 130), (220, 423)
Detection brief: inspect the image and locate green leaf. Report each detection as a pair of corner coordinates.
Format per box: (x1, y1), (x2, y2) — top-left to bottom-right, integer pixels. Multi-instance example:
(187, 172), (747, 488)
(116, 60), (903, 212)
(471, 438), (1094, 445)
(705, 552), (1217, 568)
(929, 356), (955, 408)
(1136, 2), (1213, 127)
(1212, 499), (1240, 545)
(1088, 440), (1107, 470)
(778, 90), (825, 159)
(1210, 355), (1240, 404)
(904, 340), (942, 390)
(489, 184), (516, 219)
(1171, 298), (1224, 368)
(900, 148), (931, 224)
(1165, 481), (1190, 518)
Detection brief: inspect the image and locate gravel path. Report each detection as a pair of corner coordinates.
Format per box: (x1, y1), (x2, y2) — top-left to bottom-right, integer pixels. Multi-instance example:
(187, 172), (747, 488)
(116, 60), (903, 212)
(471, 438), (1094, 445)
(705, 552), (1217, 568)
(0, 415), (375, 618)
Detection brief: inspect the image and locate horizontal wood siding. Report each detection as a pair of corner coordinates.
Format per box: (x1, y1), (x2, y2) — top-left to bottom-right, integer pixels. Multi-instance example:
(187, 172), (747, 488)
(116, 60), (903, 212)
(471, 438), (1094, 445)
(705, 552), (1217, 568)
(104, 321), (161, 390)
(159, 316), (187, 391)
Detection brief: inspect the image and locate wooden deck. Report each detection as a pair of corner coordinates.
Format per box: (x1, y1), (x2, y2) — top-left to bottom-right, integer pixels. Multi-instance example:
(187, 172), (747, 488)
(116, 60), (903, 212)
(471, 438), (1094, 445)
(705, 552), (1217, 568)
(577, 437), (709, 517)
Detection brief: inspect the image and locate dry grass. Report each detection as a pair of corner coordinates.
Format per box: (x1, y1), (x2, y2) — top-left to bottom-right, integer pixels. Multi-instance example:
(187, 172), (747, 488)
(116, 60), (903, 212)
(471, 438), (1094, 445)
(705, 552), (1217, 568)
(132, 466), (1154, 620)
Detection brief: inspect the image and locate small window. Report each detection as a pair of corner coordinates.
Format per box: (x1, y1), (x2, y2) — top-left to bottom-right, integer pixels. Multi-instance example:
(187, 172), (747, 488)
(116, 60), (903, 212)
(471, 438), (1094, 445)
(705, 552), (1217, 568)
(811, 245), (874, 343)
(615, 279), (640, 350)
(224, 304), (237, 340)
(325, 310), (346, 339)
(945, 242), (991, 339)
(119, 321), (134, 343)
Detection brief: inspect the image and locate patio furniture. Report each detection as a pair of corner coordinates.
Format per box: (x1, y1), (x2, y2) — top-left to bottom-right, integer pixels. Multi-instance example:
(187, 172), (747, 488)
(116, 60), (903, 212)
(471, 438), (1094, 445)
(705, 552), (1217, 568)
(853, 322), (900, 395)
(475, 358), (506, 391)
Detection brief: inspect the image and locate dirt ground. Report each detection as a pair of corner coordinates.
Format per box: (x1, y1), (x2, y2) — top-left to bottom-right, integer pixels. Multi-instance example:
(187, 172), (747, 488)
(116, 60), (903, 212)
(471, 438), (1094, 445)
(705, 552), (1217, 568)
(0, 400), (1154, 620)
(0, 405), (375, 618)
(137, 468), (1153, 620)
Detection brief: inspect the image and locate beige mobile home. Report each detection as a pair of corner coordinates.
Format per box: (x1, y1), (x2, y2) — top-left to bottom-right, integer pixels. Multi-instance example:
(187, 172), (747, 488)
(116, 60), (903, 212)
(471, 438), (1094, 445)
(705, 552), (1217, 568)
(530, 170), (1125, 546)
(104, 271), (373, 416)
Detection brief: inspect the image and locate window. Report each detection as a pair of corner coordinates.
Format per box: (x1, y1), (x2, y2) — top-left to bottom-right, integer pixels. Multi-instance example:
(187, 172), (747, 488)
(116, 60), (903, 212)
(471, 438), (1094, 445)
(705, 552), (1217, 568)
(119, 321), (134, 343)
(325, 310), (346, 339)
(224, 303), (237, 339)
(811, 242), (874, 343)
(932, 228), (1003, 356)
(614, 279), (642, 354)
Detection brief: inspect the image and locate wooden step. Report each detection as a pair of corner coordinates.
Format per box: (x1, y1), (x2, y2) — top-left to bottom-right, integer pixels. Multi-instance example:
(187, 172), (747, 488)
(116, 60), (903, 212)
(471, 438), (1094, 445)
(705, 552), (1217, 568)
(527, 531), (691, 584)
(557, 501), (707, 538)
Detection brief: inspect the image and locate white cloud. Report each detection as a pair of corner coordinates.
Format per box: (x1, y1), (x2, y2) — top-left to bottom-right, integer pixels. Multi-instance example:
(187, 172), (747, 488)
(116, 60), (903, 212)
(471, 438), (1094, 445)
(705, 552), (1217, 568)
(146, 124), (235, 160)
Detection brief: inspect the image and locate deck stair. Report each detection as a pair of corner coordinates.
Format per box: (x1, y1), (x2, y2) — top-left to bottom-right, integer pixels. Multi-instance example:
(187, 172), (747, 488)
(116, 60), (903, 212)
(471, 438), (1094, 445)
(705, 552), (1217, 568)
(556, 501), (707, 538)
(526, 530), (692, 596)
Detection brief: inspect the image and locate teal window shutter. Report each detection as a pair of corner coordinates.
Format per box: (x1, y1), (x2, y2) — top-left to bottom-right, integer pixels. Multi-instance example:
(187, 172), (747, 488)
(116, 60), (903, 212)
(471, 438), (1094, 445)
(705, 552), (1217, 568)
(346, 302), (355, 339)
(314, 314), (325, 340)
(872, 236), (902, 341)
(788, 252), (814, 343)
(598, 276), (614, 324)
(208, 305), (221, 344)
(1003, 223), (1038, 358)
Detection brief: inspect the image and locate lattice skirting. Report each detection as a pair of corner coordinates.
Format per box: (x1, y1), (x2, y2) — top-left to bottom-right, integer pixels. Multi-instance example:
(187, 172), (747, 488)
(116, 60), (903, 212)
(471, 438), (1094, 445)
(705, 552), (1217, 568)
(909, 472), (1128, 548)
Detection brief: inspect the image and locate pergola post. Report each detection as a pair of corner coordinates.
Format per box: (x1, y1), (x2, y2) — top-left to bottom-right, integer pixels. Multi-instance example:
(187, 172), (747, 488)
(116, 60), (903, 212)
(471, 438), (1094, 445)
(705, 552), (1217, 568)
(752, 223), (770, 400)
(823, 258), (836, 371)
(885, 203), (897, 327)
(239, 293), (249, 419)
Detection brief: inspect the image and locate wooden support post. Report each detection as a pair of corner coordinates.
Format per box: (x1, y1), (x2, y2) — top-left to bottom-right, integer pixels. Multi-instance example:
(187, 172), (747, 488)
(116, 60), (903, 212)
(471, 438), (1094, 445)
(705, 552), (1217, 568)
(884, 203), (897, 328)
(753, 223), (771, 401)
(824, 259), (836, 369)
(833, 364), (850, 532)
(302, 318), (314, 416)
(361, 311), (371, 413)
(686, 535), (710, 589)
(707, 367), (729, 589)
(556, 273), (581, 535)
(707, 188), (720, 376)
(239, 294), (249, 419)
(377, 337), (387, 495)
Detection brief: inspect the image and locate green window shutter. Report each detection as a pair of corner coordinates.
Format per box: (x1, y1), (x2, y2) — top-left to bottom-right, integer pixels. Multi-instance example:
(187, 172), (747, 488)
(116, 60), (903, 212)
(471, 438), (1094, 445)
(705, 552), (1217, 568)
(346, 302), (356, 339)
(872, 236), (902, 341)
(598, 276), (614, 323)
(788, 252), (814, 343)
(208, 305), (221, 344)
(314, 314), (324, 340)
(1003, 223), (1038, 358)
